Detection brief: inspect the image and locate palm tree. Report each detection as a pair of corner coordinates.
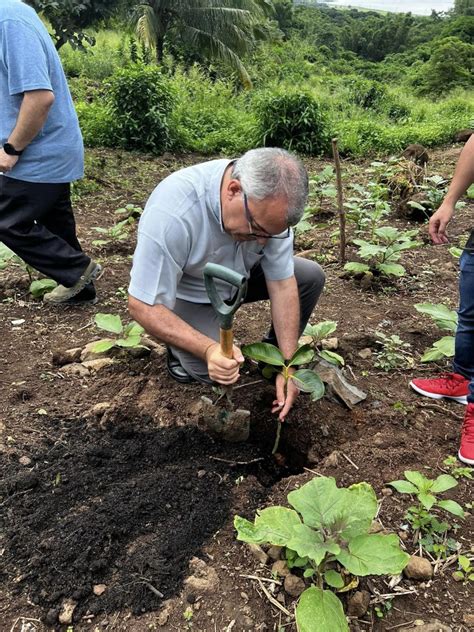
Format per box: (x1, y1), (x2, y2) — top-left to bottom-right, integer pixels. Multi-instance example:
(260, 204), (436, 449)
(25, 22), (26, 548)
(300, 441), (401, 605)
(135, 0), (273, 86)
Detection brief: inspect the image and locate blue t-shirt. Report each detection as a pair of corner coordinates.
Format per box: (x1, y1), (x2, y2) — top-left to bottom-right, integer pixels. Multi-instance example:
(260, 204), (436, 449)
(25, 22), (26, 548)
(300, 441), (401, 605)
(0, 0), (83, 183)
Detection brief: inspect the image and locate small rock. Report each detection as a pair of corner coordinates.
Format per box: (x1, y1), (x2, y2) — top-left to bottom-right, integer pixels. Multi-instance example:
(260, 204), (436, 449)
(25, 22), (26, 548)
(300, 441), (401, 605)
(284, 574), (306, 598)
(88, 402), (112, 417)
(184, 559), (219, 595)
(403, 555), (433, 581)
(358, 348), (372, 359)
(400, 620), (452, 632)
(157, 600), (174, 626)
(197, 470), (207, 478)
(463, 614), (474, 625)
(360, 272), (373, 290)
(267, 546), (282, 561)
(82, 358), (116, 373)
(19, 456), (32, 466)
(321, 337), (338, 350)
(58, 599), (77, 625)
(381, 487), (393, 496)
(60, 363), (90, 378)
(93, 584), (107, 596)
(52, 347), (82, 366)
(240, 592), (249, 601)
(347, 590), (370, 617)
(272, 560), (290, 577)
(323, 450), (340, 467)
(398, 530), (409, 541)
(246, 543), (269, 565)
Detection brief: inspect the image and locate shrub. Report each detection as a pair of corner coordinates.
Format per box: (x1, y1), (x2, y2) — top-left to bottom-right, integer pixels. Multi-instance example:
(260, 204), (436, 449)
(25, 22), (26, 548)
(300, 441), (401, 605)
(107, 64), (174, 154)
(347, 76), (387, 110)
(252, 91), (331, 155)
(76, 101), (116, 147)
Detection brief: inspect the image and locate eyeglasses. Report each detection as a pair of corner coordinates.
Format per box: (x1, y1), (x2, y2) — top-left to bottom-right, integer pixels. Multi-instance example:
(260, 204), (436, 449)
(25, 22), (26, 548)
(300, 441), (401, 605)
(243, 193), (290, 240)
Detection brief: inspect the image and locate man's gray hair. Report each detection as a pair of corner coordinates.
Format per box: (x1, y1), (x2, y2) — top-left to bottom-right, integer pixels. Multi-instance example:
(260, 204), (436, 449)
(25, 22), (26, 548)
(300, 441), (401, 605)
(231, 148), (309, 226)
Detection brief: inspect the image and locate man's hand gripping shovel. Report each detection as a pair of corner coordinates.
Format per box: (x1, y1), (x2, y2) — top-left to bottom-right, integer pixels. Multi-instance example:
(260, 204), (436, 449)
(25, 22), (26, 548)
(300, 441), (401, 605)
(200, 263), (250, 442)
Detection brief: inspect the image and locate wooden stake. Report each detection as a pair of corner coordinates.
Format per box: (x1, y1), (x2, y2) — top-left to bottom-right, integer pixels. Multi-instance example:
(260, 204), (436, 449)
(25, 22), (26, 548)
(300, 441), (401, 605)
(331, 137), (346, 264)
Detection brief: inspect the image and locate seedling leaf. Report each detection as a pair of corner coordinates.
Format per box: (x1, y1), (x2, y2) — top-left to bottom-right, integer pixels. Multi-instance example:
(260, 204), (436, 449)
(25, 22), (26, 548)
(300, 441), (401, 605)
(296, 586), (348, 632)
(437, 500), (465, 518)
(241, 342), (285, 366)
(336, 533), (410, 576)
(95, 313), (123, 334)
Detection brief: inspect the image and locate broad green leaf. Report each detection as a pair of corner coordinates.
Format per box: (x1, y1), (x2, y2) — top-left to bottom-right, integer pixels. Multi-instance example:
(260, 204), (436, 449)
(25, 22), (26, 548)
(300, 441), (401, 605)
(123, 321), (145, 337)
(388, 480), (418, 494)
(459, 555), (470, 571)
(431, 474), (458, 493)
(241, 342), (285, 366)
(421, 346), (447, 362)
(418, 492), (437, 510)
(324, 570), (345, 589)
(289, 344), (315, 366)
(437, 500), (465, 518)
(234, 507), (301, 546)
(319, 350), (344, 366)
(344, 262), (370, 274)
(448, 246), (463, 259)
(303, 321), (337, 341)
(414, 303), (458, 332)
(115, 336), (143, 348)
(432, 336), (455, 356)
(291, 370), (325, 400)
(91, 339), (116, 353)
(303, 568), (315, 578)
(374, 226), (399, 241)
(358, 243), (386, 258)
(407, 200), (427, 211)
(404, 470), (430, 491)
(286, 524), (340, 565)
(29, 278), (57, 298)
(341, 482), (378, 539)
(95, 313), (123, 334)
(296, 586), (348, 632)
(262, 365), (276, 380)
(336, 534), (409, 576)
(377, 262), (405, 277)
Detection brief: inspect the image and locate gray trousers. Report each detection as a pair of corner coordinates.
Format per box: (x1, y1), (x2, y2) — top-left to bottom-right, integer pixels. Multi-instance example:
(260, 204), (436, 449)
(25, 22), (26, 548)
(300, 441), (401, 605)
(170, 257), (325, 383)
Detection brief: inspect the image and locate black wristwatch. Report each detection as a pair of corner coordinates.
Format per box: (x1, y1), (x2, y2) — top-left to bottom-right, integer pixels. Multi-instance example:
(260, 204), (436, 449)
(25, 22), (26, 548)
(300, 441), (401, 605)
(3, 142), (23, 156)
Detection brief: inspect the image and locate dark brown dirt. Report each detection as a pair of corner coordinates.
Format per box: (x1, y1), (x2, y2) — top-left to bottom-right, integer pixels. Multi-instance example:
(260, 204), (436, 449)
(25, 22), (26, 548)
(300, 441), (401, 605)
(0, 147), (473, 632)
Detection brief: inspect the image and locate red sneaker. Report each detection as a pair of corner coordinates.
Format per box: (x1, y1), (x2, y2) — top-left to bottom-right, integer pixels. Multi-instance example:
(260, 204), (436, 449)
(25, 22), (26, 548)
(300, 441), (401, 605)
(409, 373), (469, 404)
(459, 403), (474, 465)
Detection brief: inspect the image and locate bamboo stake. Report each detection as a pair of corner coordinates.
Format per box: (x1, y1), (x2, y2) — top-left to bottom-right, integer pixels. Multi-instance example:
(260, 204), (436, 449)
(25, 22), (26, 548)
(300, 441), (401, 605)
(331, 137), (346, 264)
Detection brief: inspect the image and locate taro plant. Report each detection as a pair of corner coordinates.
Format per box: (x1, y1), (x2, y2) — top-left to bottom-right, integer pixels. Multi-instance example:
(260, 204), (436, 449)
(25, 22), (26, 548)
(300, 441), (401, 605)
(91, 313), (147, 354)
(389, 470), (464, 552)
(241, 343), (324, 453)
(414, 303), (457, 362)
(301, 320), (344, 367)
(235, 476), (409, 631)
(344, 227), (421, 279)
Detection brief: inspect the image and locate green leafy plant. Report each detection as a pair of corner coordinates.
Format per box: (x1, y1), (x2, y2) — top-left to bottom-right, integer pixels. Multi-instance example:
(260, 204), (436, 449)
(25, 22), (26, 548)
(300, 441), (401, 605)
(389, 471), (464, 551)
(452, 554), (474, 583)
(235, 477), (409, 632)
(442, 456), (473, 480)
(344, 181), (391, 237)
(344, 227), (421, 279)
(29, 278), (58, 298)
(91, 313), (147, 354)
(92, 217), (136, 247)
(301, 321), (344, 366)
(374, 332), (413, 371)
(414, 303), (457, 362)
(114, 203), (143, 220)
(241, 343), (324, 453)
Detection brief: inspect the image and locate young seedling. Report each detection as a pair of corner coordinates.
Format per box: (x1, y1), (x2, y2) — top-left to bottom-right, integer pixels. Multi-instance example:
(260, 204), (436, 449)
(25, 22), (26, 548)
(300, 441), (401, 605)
(92, 217), (136, 247)
(414, 303), (457, 362)
(241, 342), (324, 453)
(91, 313), (147, 354)
(374, 332), (414, 371)
(344, 227), (421, 279)
(389, 470), (464, 550)
(235, 476), (409, 631)
(442, 456), (473, 480)
(301, 320), (344, 367)
(452, 554), (474, 583)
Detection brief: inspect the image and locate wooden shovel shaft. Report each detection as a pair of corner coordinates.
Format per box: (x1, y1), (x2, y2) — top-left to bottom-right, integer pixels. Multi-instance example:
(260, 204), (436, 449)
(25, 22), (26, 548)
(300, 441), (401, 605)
(220, 328), (233, 358)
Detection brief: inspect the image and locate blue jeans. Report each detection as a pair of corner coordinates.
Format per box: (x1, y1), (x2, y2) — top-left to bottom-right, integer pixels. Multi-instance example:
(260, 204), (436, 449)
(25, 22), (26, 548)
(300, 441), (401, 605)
(453, 250), (474, 403)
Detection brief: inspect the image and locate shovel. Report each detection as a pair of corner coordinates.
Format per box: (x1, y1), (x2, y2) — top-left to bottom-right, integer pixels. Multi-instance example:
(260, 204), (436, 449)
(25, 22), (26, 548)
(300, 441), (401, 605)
(199, 262), (250, 442)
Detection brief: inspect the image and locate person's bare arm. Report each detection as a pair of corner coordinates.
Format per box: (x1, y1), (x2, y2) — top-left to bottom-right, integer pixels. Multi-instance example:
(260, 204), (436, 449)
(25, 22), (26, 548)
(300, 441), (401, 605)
(429, 135), (474, 244)
(267, 276), (300, 421)
(128, 295), (243, 384)
(0, 90), (55, 172)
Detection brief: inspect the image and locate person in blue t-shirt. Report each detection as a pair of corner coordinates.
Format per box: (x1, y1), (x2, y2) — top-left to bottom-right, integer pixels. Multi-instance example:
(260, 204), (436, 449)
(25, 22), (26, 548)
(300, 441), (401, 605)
(0, 0), (101, 305)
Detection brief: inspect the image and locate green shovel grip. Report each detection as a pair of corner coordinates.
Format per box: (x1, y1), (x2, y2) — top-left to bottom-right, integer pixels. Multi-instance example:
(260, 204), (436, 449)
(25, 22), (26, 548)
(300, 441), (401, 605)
(203, 263), (247, 330)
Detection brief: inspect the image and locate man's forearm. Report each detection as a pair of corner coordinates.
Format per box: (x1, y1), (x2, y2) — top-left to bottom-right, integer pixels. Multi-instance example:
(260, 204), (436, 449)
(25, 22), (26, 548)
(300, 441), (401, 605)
(444, 135), (474, 206)
(128, 296), (216, 360)
(8, 90), (55, 151)
(267, 277), (300, 360)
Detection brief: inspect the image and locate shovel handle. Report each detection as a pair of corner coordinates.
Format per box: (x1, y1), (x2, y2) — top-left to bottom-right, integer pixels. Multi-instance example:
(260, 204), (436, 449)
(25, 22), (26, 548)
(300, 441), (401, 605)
(220, 327), (233, 359)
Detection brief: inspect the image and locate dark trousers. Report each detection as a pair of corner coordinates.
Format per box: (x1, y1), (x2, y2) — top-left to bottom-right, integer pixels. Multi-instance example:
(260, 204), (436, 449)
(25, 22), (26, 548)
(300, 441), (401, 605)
(171, 257), (326, 382)
(0, 175), (90, 287)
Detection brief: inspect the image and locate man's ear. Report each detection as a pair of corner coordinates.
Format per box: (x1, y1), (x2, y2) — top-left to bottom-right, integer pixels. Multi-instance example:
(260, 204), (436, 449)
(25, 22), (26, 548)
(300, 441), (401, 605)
(227, 178), (242, 200)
